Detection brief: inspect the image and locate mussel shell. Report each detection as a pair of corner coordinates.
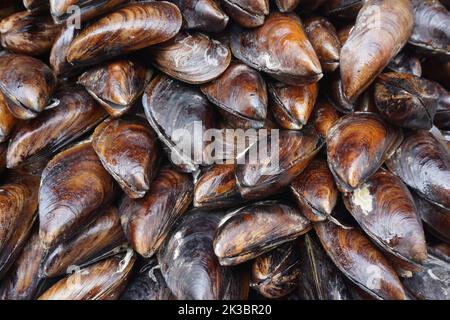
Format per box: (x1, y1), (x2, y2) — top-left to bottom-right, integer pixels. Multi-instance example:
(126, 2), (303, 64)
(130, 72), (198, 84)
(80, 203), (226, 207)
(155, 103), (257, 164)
(340, 0), (414, 103)
(387, 51), (422, 76)
(0, 174), (40, 279)
(315, 221), (406, 300)
(250, 241), (301, 299)
(0, 54), (57, 120)
(386, 130), (450, 210)
(168, 0), (229, 32)
(221, 0), (269, 28)
(194, 164), (245, 209)
(120, 258), (174, 300)
(41, 206), (126, 278)
(290, 158), (338, 222)
(0, 227), (47, 300)
(236, 130), (323, 199)
(231, 13), (322, 86)
(409, 0), (450, 60)
(92, 117), (159, 199)
(0, 91), (16, 143)
(67, 2), (182, 67)
(158, 210), (249, 300)
(49, 25), (80, 77)
(414, 195), (450, 243)
(322, 0), (364, 18)
(39, 141), (116, 249)
(275, 0), (300, 13)
(38, 251), (136, 300)
(213, 201), (311, 266)
(343, 169), (427, 265)
(297, 234), (351, 300)
(7, 86), (107, 169)
(304, 17), (341, 73)
(327, 113), (403, 192)
(23, 0), (49, 11)
(119, 167), (193, 258)
(149, 32), (231, 84)
(79, 60), (153, 118)
(324, 72), (354, 113)
(201, 62), (267, 129)
(311, 99), (340, 138)
(0, 11), (62, 56)
(143, 74), (216, 172)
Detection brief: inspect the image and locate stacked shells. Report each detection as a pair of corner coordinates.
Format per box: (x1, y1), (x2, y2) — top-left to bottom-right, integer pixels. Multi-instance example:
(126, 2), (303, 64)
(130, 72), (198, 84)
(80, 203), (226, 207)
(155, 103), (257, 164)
(0, 0), (449, 301)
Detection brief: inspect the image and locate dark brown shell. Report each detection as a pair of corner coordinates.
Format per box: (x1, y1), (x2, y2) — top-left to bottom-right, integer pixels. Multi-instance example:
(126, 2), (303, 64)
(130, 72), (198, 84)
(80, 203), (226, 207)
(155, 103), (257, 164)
(38, 251), (136, 300)
(0, 91), (16, 143)
(49, 25), (80, 77)
(41, 206), (126, 278)
(304, 17), (341, 73)
(414, 195), (450, 243)
(290, 158), (338, 222)
(213, 201), (311, 266)
(39, 142), (116, 249)
(23, 0), (49, 11)
(322, 0), (364, 18)
(250, 242), (300, 299)
(236, 130), (324, 199)
(314, 221), (406, 300)
(79, 60), (153, 118)
(67, 2), (182, 67)
(327, 113), (403, 192)
(374, 72), (443, 129)
(343, 169), (427, 265)
(435, 93), (450, 131)
(386, 130), (450, 210)
(221, 0), (269, 28)
(168, 0), (229, 32)
(311, 99), (340, 138)
(0, 54), (57, 120)
(119, 167), (193, 258)
(7, 86), (107, 169)
(269, 81), (318, 130)
(231, 13), (322, 86)
(0, 11), (62, 56)
(340, 0), (414, 103)
(158, 210), (249, 300)
(92, 117), (159, 198)
(325, 72), (354, 113)
(149, 32), (231, 84)
(201, 62), (267, 129)
(275, 0), (300, 13)
(143, 74), (216, 172)
(387, 51), (422, 76)
(409, 0), (450, 60)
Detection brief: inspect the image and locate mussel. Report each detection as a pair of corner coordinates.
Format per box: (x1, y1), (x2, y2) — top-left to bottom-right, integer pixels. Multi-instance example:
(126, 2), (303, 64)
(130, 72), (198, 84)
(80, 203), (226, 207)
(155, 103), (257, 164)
(221, 0), (269, 28)
(49, 25), (80, 77)
(311, 99), (340, 138)
(0, 91), (16, 143)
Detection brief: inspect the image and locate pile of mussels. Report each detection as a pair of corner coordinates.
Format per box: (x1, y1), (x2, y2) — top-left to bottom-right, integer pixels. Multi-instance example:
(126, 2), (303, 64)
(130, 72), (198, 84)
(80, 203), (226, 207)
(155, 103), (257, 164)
(0, 0), (449, 301)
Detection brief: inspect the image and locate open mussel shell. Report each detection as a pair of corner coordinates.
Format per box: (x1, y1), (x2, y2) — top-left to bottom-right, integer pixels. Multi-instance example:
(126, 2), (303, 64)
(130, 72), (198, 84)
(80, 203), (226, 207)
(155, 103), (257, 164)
(0, 11), (61, 56)
(119, 167), (193, 258)
(41, 206), (126, 278)
(221, 0), (269, 28)
(343, 169), (427, 267)
(340, 0), (414, 103)
(374, 72), (442, 130)
(38, 251), (136, 300)
(50, 0), (128, 24)
(315, 221), (406, 300)
(79, 60), (153, 118)
(409, 0), (450, 60)
(414, 195), (450, 243)
(386, 130), (450, 210)
(0, 227), (47, 300)
(236, 130), (324, 200)
(158, 210), (249, 300)
(402, 253), (450, 300)
(297, 234), (351, 300)
(194, 164), (245, 210)
(269, 81), (318, 130)
(327, 113), (403, 192)
(213, 201), (311, 266)
(143, 74), (216, 172)
(231, 13), (322, 86)
(39, 141), (116, 249)
(290, 158), (338, 222)
(92, 117), (159, 198)
(0, 54), (57, 120)
(0, 91), (16, 143)
(121, 258), (174, 300)
(304, 16), (341, 73)
(250, 241), (301, 299)
(168, 0), (229, 32)
(149, 32), (231, 84)
(49, 25), (81, 77)
(201, 62), (267, 129)
(7, 86), (107, 169)
(322, 0), (364, 18)
(311, 99), (340, 138)
(387, 51), (422, 77)
(67, 2), (182, 67)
